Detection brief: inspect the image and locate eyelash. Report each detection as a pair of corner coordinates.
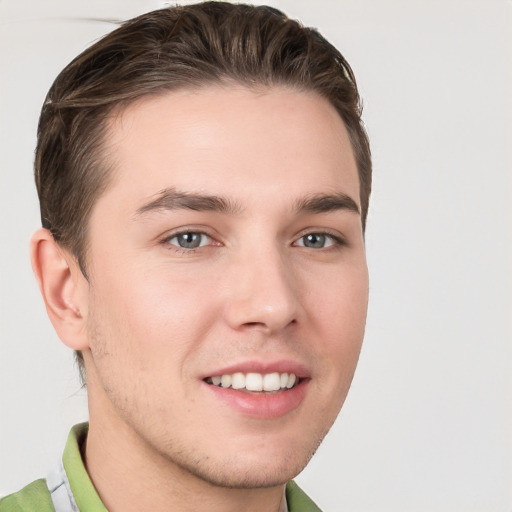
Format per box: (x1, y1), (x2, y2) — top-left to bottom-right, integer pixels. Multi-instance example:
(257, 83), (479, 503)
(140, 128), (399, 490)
(161, 230), (215, 253)
(293, 232), (346, 250)
(160, 229), (346, 253)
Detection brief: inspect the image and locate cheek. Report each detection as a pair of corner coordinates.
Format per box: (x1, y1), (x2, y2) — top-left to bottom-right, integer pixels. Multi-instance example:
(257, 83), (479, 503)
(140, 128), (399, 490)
(305, 262), (368, 378)
(88, 263), (221, 369)
(310, 262), (368, 334)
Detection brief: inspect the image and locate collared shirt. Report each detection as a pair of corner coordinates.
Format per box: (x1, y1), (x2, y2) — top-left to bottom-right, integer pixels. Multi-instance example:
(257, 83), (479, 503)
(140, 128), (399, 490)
(46, 424), (107, 512)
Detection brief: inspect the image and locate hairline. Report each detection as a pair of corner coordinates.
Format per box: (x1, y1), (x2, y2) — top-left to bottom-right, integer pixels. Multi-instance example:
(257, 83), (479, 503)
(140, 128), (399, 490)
(75, 79), (364, 274)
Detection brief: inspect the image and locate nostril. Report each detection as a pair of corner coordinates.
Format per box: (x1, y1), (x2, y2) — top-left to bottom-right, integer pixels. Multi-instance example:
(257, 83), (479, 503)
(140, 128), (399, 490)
(240, 318), (297, 332)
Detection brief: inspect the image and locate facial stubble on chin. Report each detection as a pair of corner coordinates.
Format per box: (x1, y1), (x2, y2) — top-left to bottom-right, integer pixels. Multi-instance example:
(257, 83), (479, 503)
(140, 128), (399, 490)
(153, 426), (331, 490)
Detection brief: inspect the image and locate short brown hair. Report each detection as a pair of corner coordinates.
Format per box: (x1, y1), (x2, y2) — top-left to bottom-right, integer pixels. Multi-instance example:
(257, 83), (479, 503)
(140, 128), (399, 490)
(35, 1), (372, 379)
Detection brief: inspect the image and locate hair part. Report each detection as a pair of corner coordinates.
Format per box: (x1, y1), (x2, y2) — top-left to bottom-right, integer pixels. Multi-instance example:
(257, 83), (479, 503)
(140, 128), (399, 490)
(35, 1), (372, 383)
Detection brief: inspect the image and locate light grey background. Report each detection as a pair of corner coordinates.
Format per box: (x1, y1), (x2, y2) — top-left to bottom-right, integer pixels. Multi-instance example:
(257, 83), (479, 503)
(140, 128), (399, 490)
(1, 1), (511, 510)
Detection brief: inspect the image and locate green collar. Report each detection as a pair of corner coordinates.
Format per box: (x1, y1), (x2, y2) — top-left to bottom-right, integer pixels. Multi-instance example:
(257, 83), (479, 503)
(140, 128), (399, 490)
(62, 423), (108, 512)
(286, 480), (322, 512)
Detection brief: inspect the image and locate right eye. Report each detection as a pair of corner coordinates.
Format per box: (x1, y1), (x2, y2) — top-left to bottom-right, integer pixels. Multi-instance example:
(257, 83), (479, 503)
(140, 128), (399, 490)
(165, 231), (212, 250)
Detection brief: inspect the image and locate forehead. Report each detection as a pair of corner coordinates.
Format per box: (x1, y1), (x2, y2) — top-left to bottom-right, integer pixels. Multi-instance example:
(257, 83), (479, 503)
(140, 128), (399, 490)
(101, 85), (360, 210)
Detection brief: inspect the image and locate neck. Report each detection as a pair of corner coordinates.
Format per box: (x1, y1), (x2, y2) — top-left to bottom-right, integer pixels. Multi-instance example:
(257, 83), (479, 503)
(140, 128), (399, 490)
(84, 381), (285, 512)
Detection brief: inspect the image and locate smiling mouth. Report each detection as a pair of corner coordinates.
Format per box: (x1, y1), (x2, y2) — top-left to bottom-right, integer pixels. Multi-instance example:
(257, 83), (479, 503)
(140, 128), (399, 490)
(204, 372), (299, 393)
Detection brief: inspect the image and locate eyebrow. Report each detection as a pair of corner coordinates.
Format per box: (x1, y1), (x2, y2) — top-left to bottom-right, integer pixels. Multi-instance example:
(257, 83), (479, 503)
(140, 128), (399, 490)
(135, 188), (359, 218)
(294, 192), (360, 215)
(135, 188), (243, 216)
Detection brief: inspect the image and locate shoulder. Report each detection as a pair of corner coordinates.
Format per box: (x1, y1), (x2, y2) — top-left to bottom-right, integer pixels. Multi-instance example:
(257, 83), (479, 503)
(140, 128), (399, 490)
(286, 480), (323, 512)
(0, 479), (54, 512)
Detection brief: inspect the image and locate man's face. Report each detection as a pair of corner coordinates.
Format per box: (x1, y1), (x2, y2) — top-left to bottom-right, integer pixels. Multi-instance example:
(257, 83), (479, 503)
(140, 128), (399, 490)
(82, 85), (368, 487)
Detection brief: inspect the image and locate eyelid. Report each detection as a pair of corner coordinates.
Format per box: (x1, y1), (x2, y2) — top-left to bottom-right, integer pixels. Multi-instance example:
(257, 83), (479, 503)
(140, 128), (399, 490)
(159, 226), (221, 250)
(292, 228), (346, 248)
(168, 232), (211, 247)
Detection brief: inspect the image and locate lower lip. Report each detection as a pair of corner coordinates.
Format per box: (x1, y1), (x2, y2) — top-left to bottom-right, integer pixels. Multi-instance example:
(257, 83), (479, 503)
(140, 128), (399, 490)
(204, 379), (309, 419)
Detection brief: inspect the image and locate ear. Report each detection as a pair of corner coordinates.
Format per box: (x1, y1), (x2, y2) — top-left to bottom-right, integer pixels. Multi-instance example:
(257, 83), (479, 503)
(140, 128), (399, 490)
(30, 228), (90, 350)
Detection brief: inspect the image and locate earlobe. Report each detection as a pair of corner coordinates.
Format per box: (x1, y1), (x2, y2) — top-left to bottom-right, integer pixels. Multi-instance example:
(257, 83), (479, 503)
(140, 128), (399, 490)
(30, 228), (90, 350)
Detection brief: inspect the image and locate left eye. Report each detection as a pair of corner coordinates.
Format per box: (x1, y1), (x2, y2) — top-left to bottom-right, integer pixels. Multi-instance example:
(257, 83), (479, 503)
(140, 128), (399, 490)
(295, 233), (336, 249)
(166, 232), (212, 249)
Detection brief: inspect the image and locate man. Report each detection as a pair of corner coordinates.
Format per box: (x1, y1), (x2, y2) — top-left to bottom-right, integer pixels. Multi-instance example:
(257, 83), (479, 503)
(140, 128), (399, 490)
(1, 2), (371, 511)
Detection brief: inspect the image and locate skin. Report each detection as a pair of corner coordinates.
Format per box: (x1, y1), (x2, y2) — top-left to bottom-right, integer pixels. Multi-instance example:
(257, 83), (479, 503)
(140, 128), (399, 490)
(31, 85), (369, 512)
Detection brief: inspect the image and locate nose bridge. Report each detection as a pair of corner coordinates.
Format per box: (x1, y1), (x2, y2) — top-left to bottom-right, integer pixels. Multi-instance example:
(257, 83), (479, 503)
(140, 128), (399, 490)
(223, 238), (300, 333)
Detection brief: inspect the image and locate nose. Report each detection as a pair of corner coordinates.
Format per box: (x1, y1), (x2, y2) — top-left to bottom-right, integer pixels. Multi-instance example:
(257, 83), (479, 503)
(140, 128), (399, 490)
(222, 246), (301, 334)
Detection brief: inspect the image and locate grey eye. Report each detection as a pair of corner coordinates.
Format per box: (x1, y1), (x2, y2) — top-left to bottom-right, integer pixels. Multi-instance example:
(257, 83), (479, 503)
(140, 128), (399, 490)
(296, 233), (335, 249)
(169, 232), (211, 249)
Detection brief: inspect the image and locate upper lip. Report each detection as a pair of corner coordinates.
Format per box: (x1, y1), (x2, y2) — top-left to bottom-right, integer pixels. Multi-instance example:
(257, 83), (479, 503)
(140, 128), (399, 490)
(200, 359), (310, 379)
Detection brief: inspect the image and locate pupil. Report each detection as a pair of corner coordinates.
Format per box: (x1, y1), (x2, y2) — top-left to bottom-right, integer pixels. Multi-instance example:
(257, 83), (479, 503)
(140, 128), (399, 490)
(179, 233), (200, 248)
(305, 234), (325, 248)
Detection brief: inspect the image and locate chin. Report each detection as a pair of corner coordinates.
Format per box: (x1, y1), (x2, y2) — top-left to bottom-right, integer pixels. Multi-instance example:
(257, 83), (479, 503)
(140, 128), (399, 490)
(165, 433), (323, 490)
(179, 458), (308, 490)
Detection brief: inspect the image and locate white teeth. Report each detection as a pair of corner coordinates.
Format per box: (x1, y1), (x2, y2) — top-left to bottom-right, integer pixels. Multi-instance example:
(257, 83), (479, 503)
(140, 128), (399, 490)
(286, 373), (296, 389)
(245, 373), (263, 391)
(231, 372), (245, 389)
(208, 372), (299, 391)
(263, 372), (281, 391)
(220, 374), (232, 388)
